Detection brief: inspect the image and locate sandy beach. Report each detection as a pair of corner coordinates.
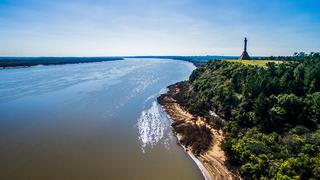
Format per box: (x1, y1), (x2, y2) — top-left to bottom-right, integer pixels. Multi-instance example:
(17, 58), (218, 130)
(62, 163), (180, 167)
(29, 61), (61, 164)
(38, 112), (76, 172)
(158, 83), (240, 180)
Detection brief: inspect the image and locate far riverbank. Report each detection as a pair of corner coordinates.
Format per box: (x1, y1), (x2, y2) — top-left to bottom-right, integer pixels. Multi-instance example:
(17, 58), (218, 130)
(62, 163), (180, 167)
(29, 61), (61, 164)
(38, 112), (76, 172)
(0, 57), (124, 68)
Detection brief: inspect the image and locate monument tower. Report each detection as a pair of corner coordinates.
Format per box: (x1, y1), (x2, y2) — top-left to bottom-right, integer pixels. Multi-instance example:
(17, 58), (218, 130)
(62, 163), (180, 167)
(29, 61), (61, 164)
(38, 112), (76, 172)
(239, 37), (251, 60)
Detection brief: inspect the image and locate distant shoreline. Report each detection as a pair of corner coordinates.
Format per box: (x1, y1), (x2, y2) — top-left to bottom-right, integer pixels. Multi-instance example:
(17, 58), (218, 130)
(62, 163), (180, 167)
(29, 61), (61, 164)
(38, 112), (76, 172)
(0, 57), (124, 68)
(0, 56), (239, 68)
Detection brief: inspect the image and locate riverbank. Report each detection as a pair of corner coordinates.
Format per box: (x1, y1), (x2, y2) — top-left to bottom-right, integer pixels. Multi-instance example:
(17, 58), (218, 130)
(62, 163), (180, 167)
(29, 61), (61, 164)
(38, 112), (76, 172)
(0, 57), (123, 68)
(157, 82), (240, 180)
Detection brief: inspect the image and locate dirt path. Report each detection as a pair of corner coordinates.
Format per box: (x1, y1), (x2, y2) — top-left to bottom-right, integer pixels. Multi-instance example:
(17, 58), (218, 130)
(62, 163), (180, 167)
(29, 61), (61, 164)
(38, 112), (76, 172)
(158, 84), (240, 180)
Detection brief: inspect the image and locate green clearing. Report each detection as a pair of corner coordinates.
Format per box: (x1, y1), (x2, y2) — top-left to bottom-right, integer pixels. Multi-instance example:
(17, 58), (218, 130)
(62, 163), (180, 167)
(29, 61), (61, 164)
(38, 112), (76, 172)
(225, 59), (283, 67)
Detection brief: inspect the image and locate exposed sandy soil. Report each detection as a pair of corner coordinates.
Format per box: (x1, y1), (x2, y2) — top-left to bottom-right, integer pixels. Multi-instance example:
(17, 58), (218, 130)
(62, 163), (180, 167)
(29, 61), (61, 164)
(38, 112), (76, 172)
(158, 83), (241, 180)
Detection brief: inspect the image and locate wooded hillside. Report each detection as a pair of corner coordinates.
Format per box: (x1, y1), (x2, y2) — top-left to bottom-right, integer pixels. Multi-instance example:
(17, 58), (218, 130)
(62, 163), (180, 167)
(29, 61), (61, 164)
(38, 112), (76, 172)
(182, 53), (320, 179)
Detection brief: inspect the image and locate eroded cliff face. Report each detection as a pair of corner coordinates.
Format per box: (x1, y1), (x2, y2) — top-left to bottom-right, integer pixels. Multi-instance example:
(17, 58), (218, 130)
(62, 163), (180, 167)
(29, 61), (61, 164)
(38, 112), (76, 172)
(158, 82), (240, 180)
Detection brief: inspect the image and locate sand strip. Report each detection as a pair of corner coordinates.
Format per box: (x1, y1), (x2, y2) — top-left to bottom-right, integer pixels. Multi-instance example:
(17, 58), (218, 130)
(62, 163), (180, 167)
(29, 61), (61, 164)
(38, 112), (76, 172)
(158, 83), (240, 180)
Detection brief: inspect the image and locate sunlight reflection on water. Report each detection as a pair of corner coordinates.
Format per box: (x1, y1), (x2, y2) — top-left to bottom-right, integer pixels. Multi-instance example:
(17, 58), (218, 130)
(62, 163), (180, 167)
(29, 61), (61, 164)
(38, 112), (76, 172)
(137, 101), (171, 153)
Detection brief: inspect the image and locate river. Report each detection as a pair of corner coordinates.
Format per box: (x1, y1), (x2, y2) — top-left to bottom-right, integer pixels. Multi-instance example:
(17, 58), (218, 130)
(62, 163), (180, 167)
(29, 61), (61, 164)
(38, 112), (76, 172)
(0, 58), (203, 180)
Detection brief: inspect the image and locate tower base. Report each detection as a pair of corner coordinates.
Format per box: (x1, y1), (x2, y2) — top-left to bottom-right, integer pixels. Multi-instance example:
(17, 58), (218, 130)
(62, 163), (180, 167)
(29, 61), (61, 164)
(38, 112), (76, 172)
(239, 51), (251, 60)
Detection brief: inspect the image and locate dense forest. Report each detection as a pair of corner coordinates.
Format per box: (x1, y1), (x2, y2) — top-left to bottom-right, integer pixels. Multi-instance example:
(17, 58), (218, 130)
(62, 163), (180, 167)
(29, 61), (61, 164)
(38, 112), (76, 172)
(180, 53), (320, 179)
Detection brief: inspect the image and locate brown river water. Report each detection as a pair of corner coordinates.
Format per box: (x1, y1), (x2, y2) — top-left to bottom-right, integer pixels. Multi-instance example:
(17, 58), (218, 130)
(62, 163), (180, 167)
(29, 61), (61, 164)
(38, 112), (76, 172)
(0, 58), (203, 180)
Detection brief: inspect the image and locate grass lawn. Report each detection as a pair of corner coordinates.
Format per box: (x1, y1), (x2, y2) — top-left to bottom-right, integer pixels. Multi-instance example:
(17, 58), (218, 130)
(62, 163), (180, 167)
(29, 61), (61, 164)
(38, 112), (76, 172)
(225, 59), (283, 67)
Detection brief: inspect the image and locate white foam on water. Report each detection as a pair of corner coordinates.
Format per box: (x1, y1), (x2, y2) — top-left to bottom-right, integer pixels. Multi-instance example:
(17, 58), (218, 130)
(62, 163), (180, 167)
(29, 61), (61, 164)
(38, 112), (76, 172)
(137, 101), (171, 153)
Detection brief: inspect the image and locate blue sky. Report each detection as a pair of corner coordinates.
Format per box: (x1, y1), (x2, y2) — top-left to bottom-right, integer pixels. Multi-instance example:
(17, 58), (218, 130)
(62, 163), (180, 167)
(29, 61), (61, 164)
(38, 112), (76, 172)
(0, 0), (319, 56)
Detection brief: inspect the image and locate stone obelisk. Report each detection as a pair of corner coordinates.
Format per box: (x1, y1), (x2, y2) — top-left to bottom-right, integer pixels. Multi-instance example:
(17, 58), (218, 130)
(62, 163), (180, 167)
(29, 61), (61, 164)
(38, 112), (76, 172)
(239, 37), (251, 60)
